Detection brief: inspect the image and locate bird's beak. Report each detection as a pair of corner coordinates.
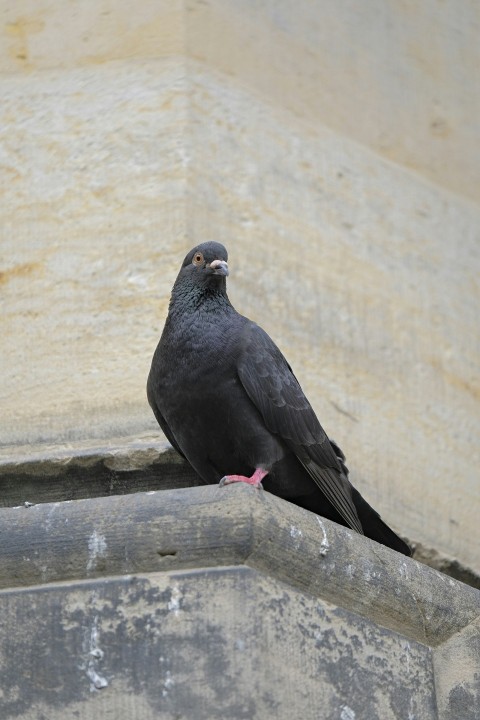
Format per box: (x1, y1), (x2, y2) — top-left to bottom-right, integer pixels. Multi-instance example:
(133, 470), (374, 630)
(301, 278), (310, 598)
(208, 259), (229, 277)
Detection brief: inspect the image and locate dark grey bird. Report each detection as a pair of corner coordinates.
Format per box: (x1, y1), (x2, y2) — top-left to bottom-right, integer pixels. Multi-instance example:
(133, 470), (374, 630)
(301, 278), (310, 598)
(147, 241), (411, 556)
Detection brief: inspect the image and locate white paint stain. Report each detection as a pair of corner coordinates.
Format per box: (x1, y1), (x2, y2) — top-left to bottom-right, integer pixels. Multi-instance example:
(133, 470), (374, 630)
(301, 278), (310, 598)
(316, 516), (330, 556)
(168, 584), (182, 616)
(290, 525), (302, 540)
(341, 706), (356, 720)
(85, 614), (108, 691)
(87, 668), (108, 690)
(162, 670), (174, 697)
(44, 502), (60, 532)
(290, 525), (303, 549)
(87, 530), (107, 572)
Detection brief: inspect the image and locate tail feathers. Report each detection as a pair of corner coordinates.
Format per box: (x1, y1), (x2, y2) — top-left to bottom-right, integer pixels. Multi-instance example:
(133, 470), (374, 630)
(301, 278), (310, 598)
(298, 458), (364, 535)
(351, 487), (412, 556)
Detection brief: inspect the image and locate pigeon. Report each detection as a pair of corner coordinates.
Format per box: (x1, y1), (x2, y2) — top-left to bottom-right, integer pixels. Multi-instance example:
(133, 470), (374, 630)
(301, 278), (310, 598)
(147, 241), (411, 556)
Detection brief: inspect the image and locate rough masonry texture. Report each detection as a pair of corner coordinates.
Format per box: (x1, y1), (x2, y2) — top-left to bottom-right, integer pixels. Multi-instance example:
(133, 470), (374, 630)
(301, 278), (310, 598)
(0, 0), (479, 575)
(1, 2), (479, 717)
(0, 484), (479, 720)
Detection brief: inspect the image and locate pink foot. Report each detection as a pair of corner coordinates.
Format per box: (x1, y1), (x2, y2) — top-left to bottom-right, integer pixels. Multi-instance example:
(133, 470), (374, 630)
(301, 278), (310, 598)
(219, 468), (268, 488)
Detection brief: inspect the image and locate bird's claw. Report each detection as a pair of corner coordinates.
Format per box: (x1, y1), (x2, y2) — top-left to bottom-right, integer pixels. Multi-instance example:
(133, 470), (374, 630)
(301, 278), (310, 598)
(219, 471), (266, 488)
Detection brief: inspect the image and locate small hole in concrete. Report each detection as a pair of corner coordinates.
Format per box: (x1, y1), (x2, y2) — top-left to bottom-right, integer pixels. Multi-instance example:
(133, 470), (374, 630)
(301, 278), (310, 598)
(157, 549), (178, 558)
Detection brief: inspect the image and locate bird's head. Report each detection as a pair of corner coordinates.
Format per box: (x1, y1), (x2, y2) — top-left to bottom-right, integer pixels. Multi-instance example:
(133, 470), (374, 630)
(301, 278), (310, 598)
(178, 241), (229, 288)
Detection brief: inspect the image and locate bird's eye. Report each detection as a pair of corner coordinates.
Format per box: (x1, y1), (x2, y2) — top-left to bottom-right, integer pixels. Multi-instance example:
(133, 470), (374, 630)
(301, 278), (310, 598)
(192, 252), (204, 266)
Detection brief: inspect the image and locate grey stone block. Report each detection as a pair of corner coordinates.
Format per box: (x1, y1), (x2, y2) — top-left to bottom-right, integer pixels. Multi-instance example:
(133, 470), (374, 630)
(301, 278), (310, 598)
(0, 485), (478, 719)
(0, 568), (437, 720)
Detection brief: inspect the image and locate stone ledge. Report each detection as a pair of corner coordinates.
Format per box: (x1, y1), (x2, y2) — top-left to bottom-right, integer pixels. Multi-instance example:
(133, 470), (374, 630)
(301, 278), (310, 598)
(0, 436), (201, 508)
(0, 483), (478, 648)
(1, 437), (479, 591)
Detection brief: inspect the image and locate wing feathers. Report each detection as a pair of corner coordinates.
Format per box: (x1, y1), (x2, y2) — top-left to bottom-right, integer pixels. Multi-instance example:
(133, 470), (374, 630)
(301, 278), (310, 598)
(237, 321), (363, 533)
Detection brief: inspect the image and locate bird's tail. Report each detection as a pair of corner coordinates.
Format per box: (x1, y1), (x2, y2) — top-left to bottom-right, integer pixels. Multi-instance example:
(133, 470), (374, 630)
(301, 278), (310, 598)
(350, 486), (412, 556)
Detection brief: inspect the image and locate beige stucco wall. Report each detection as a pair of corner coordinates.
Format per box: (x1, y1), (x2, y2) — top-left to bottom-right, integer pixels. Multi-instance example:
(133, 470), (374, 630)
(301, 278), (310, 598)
(1, 1), (479, 572)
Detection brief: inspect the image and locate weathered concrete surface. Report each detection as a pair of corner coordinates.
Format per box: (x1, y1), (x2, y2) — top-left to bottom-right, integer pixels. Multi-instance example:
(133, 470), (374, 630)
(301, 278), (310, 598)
(1, 1), (479, 576)
(0, 58), (188, 445)
(1, 0), (478, 201)
(0, 569), (438, 720)
(0, 485), (478, 720)
(0, 485), (478, 645)
(1, 441), (479, 590)
(434, 615), (480, 720)
(0, 438), (201, 508)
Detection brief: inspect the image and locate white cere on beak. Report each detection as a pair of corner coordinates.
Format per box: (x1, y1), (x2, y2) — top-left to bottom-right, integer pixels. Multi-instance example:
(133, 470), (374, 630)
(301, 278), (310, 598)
(209, 259), (229, 276)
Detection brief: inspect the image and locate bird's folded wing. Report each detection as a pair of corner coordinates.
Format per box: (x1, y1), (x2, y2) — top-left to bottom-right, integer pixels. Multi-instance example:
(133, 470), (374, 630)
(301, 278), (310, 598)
(237, 321), (363, 533)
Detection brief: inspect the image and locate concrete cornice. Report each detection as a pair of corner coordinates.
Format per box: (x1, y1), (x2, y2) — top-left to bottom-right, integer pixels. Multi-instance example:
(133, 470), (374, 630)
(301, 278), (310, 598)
(1, 483), (478, 648)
